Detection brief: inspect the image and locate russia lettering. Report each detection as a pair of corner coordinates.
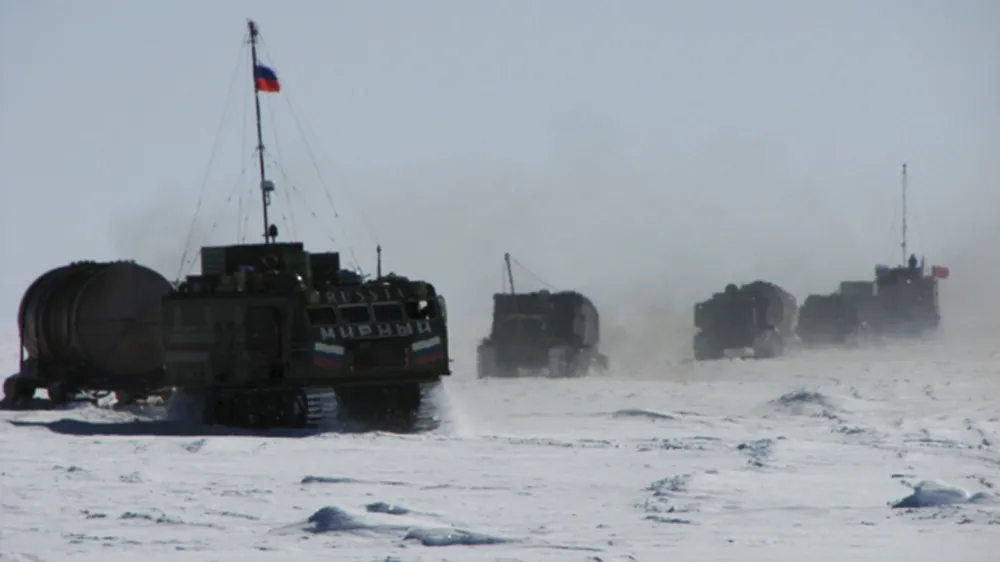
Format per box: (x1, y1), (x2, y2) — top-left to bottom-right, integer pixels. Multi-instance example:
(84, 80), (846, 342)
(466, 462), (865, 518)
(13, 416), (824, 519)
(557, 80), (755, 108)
(324, 287), (408, 305)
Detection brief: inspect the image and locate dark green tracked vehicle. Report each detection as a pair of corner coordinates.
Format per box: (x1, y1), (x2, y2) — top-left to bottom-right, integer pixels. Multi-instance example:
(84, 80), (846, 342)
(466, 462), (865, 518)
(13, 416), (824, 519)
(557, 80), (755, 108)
(160, 20), (450, 432)
(797, 166), (949, 346)
(797, 260), (948, 346)
(476, 253), (609, 378)
(692, 281), (799, 361)
(164, 242), (450, 431)
(797, 281), (878, 346)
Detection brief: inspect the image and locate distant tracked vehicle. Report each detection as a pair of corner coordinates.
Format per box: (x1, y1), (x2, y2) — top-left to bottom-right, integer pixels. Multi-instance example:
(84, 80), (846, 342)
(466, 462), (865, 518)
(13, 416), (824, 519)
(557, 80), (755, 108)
(797, 259), (948, 346)
(797, 165), (948, 346)
(797, 281), (877, 346)
(476, 253), (608, 378)
(693, 281), (798, 360)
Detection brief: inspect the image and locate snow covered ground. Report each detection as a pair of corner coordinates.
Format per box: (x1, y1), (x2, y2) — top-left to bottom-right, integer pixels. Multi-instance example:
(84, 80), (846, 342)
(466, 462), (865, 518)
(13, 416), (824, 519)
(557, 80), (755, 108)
(2, 334), (998, 561)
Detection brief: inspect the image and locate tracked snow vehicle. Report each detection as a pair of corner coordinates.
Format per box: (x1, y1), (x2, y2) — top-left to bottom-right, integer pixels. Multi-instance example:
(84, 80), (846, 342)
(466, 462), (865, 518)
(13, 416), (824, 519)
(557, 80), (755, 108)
(2, 261), (173, 409)
(160, 21), (450, 432)
(797, 281), (878, 346)
(476, 253), (608, 378)
(871, 165), (949, 338)
(797, 261), (948, 345)
(798, 165), (949, 345)
(871, 258), (948, 337)
(693, 281), (798, 360)
(164, 242), (450, 431)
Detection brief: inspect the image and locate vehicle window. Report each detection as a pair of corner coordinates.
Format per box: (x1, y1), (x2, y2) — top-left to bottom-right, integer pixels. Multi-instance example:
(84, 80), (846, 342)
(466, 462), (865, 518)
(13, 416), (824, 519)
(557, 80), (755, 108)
(372, 302), (405, 323)
(339, 304), (372, 324)
(305, 306), (337, 325)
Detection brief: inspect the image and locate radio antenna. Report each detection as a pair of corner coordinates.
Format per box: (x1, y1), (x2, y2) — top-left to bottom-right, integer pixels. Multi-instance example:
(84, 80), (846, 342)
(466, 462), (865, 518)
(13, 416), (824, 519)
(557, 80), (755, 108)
(900, 163), (908, 265)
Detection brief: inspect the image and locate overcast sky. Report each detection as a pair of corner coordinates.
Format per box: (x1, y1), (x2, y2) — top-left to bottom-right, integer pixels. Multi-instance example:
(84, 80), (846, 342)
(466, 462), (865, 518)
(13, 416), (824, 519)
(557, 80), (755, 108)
(2, 0), (997, 366)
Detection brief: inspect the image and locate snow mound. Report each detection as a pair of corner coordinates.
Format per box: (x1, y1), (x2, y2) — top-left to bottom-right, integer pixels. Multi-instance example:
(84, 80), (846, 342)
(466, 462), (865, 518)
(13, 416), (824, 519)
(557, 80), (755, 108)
(770, 389), (841, 418)
(403, 527), (513, 546)
(610, 408), (677, 421)
(891, 480), (993, 508)
(366, 501), (411, 515)
(299, 506), (512, 547)
(305, 506), (375, 532)
(737, 437), (777, 467)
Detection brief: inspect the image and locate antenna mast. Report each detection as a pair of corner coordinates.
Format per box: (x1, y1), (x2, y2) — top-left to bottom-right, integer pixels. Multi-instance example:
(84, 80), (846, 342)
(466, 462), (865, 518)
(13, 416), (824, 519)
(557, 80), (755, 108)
(248, 20), (276, 244)
(504, 252), (515, 294)
(900, 163), (907, 265)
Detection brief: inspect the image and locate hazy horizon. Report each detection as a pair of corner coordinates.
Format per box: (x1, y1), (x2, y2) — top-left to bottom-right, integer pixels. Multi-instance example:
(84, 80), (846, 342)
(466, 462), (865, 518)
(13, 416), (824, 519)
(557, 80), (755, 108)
(2, 1), (997, 371)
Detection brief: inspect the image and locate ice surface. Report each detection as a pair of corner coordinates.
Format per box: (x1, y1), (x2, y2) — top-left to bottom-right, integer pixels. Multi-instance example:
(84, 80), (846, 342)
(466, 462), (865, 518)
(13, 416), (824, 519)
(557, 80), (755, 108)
(2, 334), (999, 561)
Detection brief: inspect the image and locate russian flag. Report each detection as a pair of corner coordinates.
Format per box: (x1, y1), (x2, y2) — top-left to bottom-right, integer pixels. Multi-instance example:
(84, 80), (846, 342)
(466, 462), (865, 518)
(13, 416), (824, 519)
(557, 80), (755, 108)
(411, 336), (443, 365)
(254, 64), (281, 93)
(313, 342), (344, 368)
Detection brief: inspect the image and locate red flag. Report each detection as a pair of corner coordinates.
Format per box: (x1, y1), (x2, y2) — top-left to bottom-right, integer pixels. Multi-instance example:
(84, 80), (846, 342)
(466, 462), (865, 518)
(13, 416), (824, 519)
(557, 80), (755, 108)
(931, 265), (950, 279)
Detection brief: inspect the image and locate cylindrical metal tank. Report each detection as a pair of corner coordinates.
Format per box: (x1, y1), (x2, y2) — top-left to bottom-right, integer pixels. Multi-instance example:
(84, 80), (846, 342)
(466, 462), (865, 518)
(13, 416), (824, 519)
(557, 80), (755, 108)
(18, 261), (172, 377)
(742, 280), (798, 337)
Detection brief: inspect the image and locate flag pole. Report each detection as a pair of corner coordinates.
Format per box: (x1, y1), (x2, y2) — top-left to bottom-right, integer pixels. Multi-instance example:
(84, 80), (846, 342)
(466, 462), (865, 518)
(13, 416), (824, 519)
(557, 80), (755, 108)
(248, 20), (276, 244)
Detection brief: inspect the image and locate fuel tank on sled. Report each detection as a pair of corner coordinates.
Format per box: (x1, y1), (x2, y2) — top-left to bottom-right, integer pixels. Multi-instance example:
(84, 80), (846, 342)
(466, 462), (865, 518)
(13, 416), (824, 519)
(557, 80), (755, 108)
(3, 260), (173, 407)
